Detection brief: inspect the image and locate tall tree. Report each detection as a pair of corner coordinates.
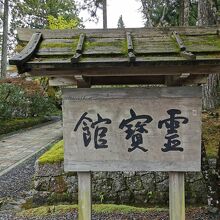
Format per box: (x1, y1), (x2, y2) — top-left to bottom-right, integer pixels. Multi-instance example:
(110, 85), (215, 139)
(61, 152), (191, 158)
(139, 0), (199, 27)
(179, 0), (190, 26)
(103, 0), (107, 29)
(198, 0), (220, 215)
(1, 0), (9, 78)
(117, 15), (125, 29)
(198, 0), (220, 109)
(139, 0), (181, 27)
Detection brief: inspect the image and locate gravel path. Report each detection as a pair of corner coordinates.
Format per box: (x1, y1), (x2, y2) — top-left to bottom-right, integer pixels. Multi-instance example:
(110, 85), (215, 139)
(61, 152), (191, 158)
(0, 208), (219, 220)
(0, 140), (60, 220)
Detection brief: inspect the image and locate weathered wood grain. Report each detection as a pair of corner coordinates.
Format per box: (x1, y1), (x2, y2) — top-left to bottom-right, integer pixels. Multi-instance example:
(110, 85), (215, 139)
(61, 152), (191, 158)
(9, 32), (42, 66)
(49, 77), (76, 86)
(26, 60), (220, 77)
(63, 87), (201, 172)
(17, 27), (218, 41)
(78, 172), (92, 220)
(169, 172), (185, 220)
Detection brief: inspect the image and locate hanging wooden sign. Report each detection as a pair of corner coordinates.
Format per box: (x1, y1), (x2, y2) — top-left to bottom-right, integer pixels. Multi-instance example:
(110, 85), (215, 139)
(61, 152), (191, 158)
(63, 87), (202, 172)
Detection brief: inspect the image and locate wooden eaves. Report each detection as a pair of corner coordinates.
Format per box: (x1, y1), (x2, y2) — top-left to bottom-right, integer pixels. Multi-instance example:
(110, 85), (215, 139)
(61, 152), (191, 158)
(9, 26), (220, 86)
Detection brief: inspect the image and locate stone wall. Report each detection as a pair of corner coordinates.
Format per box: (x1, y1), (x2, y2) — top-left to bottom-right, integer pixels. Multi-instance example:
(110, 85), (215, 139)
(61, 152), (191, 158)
(32, 160), (212, 206)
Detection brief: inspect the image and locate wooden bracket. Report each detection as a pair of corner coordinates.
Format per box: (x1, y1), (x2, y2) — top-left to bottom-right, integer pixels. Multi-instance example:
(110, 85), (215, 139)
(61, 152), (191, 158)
(49, 77), (77, 86)
(172, 31), (196, 60)
(74, 75), (91, 88)
(71, 34), (85, 63)
(126, 32), (136, 63)
(180, 51), (196, 60)
(9, 32), (42, 66)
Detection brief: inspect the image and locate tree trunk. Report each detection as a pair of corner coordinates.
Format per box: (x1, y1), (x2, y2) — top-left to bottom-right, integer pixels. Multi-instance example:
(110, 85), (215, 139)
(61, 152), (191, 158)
(103, 0), (107, 29)
(198, 0), (209, 26)
(1, 0), (9, 78)
(198, 0), (220, 109)
(180, 0), (190, 26)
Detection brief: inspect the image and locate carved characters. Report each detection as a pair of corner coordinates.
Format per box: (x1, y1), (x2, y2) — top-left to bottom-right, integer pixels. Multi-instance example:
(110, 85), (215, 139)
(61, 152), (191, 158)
(74, 112), (111, 149)
(158, 109), (189, 152)
(119, 109), (153, 152)
(74, 109), (189, 152)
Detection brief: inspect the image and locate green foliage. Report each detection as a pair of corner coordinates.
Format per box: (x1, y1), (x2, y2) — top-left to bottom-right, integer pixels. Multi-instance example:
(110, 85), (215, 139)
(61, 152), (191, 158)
(0, 80), (57, 119)
(48, 15), (80, 30)
(0, 117), (48, 135)
(38, 140), (64, 164)
(10, 0), (81, 29)
(9, 0), (82, 49)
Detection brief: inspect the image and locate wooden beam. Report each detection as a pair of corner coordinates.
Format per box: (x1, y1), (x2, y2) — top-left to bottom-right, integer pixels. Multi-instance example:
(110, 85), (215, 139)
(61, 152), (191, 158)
(126, 32), (136, 63)
(28, 64), (220, 77)
(172, 31), (196, 60)
(71, 34), (85, 63)
(172, 31), (186, 51)
(49, 77), (76, 86)
(74, 75), (91, 88)
(9, 32), (42, 67)
(180, 51), (196, 60)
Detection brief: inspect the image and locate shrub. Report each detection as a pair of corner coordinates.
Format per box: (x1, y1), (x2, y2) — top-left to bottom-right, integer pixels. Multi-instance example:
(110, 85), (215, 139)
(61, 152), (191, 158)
(0, 78), (57, 119)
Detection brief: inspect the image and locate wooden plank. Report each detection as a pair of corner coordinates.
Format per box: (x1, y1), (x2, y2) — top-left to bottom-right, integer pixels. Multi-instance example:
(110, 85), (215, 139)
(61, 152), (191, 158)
(49, 77), (76, 86)
(63, 87), (202, 172)
(37, 48), (74, 56)
(169, 172), (185, 220)
(63, 87), (202, 99)
(78, 172), (92, 220)
(17, 27), (218, 41)
(134, 38), (178, 54)
(9, 32), (42, 66)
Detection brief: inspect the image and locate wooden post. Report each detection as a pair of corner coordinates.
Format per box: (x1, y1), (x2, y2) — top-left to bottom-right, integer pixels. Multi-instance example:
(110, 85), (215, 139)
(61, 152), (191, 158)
(169, 172), (185, 220)
(78, 172), (92, 220)
(77, 79), (92, 220)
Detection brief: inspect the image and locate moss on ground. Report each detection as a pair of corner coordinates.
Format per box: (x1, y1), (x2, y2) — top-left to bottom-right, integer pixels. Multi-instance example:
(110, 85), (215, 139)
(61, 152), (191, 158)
(38, 140), (64, 164)
(17, 204), (167, 217)
(0, 117), (49, 136)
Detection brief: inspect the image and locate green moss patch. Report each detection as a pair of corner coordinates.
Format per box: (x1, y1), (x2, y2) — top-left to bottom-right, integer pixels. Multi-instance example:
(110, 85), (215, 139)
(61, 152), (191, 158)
(18, 204), (77, 217)
(93, 204), (167, 214)
(38, 140), (64, 164)
(202, 107), (220, 158)
(40, 41), (78, 52)
(17, 204), (167, 217)
(0, 117), (48, 136)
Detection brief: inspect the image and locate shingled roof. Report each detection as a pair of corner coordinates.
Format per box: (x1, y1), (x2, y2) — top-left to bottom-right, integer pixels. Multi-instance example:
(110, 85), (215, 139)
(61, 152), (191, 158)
(9, 26), (220, 86)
